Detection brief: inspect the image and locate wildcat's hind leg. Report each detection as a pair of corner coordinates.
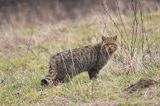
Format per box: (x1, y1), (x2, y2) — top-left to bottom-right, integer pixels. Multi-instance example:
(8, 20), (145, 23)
(88, 68), (100, 79)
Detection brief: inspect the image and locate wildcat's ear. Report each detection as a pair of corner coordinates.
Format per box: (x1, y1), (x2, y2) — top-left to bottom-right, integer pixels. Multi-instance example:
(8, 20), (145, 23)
(102, 35), (107, 41)
(112, 35), (117, 41)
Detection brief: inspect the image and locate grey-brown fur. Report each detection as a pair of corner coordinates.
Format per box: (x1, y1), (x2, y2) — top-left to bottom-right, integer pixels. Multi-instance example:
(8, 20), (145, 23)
(41, 36), (118, 86)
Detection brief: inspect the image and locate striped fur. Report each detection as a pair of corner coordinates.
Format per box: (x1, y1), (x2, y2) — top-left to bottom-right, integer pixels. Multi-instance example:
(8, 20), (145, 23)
(41, 36), (118, 86)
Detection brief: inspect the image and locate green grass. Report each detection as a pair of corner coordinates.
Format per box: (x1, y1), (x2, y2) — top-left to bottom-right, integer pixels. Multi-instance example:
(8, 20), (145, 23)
(0, 12), (160, 106)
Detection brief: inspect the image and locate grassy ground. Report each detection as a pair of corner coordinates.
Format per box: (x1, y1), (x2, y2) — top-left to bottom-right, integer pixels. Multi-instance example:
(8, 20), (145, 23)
(0, 12), (160, 106)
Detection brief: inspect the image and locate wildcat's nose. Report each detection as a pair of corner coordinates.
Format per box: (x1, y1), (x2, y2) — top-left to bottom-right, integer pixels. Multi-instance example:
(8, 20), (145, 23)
(41, 79), (49, 86)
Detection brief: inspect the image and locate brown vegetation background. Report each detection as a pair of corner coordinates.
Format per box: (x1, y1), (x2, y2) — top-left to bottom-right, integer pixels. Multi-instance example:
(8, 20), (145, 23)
(0, 0), (160, 27)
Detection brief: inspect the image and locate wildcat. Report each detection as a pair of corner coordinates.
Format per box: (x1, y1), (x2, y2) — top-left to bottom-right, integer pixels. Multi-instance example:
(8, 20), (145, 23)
(41, 36), (117, 86)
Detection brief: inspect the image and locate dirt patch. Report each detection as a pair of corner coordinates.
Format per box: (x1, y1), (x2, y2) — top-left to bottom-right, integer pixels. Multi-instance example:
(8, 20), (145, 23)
(124, 78), (158, 94)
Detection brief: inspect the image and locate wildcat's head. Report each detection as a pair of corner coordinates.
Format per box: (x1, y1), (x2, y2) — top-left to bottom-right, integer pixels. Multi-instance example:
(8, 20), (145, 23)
(101, 35), (118, 55)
